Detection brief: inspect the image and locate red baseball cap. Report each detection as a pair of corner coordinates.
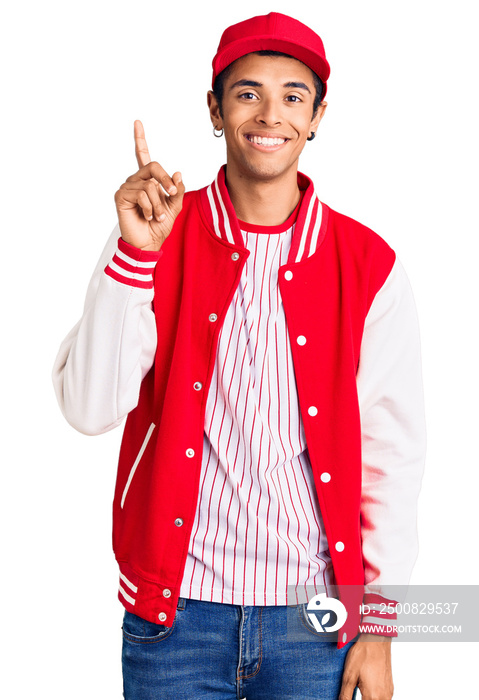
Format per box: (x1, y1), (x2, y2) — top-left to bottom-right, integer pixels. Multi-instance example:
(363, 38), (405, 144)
(212, 12), (330, 99)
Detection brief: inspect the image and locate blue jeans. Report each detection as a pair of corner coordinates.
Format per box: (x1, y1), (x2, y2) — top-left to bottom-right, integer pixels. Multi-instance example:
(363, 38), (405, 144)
(122, 597), (359, 699)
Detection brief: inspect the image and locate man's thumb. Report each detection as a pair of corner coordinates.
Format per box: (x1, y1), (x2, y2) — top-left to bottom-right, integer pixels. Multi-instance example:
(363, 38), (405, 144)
(170, 171), (185, 211)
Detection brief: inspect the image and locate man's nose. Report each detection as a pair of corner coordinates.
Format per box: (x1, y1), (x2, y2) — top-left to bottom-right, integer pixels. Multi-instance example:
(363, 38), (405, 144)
(255, 99), (282, 126)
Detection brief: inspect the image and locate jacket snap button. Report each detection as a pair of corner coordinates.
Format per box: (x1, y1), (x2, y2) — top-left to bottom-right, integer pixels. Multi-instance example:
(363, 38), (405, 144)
(284, 270), (293, 281)
(342, 632), (348, 643)
(335, 541), (345, 552)
(193, 382), (203, 391)
(320, 472), (331, 483)
(308, 406), (318, 416)
(209, 313), (218, 322)
(231, 252), (240, 261)
(158, 612), (167, 622)
(163, 588), (171, 598)
(174, 518), (184, 527)
(186, 448), (195, 458)
(297, 335), (307, 346)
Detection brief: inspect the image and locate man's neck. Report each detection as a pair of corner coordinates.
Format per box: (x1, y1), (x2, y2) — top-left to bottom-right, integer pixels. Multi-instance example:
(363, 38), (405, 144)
(224, 163), (301, 227)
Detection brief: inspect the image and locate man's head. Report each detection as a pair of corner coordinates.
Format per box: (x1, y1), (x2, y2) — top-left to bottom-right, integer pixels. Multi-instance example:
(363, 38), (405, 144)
(207, 13), (330, 182)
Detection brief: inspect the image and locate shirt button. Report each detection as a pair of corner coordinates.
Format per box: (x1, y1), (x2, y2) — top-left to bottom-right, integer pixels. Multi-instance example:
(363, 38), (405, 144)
(186, 448), (195, 458)
(231, 252), (240, 261)
(158, 612), (167, 622)
(308, 406), (318, 416)
(297, 335), (307, 346)
(342, 632), (348, 643)
(174, 518), (184, 527)
(284, 270), (293, 281)
(193, 382), (203, 391)
(320, 472), (331, 483)
(163, 588), (172, 598)
(209, 313), (218, 322)
(335, 541), (345, 552)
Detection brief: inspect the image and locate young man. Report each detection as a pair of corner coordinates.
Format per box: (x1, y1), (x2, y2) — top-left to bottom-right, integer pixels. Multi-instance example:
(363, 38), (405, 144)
(53, 12), (426, 700)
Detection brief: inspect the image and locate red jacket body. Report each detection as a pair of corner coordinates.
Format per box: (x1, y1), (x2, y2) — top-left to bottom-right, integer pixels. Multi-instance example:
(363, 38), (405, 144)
(111, 169), (400, 648)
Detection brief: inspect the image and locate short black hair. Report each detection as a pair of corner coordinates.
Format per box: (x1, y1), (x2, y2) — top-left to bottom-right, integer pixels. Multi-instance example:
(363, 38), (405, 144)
(212, 50), (324, 119)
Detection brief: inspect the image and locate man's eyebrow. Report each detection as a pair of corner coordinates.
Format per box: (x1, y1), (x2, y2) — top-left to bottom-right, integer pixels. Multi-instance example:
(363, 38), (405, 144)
(229, 79), (311, 93)
(283, 81), (311, 93)
(229, 79), (263, 90)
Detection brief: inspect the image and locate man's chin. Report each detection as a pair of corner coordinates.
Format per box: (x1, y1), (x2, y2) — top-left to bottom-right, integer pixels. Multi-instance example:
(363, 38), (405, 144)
(237, 157), (297, 183)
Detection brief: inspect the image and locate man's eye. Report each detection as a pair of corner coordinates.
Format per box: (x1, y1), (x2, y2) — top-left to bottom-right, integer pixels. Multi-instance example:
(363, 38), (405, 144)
(286, 95), (302, 103)
(239, 92), (258, 100)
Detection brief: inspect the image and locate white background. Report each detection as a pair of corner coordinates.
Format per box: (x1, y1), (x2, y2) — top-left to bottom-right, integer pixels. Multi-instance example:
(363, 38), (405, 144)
(2, 0), (478, 697)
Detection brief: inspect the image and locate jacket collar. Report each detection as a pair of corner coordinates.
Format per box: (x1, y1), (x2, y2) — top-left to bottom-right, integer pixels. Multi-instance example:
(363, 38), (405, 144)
(199, 165), (328, 264)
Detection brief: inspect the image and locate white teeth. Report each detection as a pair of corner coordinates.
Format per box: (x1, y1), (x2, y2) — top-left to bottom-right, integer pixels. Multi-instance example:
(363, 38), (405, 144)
(248, 136), (286, 146)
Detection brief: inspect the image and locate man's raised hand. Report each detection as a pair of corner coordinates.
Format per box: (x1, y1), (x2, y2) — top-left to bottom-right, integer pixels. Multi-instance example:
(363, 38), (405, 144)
(114, 120), (185, 251)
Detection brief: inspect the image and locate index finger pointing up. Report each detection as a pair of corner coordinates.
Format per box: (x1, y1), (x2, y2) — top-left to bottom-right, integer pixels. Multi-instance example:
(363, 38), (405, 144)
(134, 119), (151, 168)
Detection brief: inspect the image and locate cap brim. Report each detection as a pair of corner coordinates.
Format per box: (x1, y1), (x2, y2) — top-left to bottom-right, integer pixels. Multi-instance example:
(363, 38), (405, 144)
(212, 36), (330, 95)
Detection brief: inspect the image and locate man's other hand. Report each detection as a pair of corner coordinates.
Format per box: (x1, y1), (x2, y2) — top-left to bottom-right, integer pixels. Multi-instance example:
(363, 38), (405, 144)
(338, 634), (394, 700)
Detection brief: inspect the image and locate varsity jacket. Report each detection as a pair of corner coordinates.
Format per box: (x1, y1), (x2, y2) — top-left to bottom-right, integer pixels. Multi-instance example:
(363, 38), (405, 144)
(53, 166), (426, 649)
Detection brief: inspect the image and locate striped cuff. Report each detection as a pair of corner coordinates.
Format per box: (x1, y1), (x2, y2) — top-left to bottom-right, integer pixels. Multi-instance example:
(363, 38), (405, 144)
(105, 237), (162, 289)
(118, 562), (139, 610)
(360, 593), (398, 637)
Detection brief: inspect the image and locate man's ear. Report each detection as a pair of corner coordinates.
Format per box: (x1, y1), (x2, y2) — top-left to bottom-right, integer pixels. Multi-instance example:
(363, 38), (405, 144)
(310, 101), (328, 136)
(207, 90), (223, 129)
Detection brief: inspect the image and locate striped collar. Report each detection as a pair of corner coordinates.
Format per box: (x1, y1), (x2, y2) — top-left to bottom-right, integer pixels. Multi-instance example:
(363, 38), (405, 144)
(199, 165), (329, 264)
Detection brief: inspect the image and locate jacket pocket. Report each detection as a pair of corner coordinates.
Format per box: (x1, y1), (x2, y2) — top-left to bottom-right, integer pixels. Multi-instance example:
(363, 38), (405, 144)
(120, 422), (156, 509)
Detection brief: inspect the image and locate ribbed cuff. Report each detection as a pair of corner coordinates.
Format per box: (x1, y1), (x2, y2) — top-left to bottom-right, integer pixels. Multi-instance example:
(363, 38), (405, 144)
(104, 238), (162, 289)
(360, 593), (398, 637)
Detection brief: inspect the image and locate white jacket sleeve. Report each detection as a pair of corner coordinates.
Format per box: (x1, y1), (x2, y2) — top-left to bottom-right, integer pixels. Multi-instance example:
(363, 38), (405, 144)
(52, 225), (161, 435)
(356, 257), (427, 618)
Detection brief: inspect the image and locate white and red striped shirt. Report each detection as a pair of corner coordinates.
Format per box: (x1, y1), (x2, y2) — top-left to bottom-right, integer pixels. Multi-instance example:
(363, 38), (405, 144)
(180, 203), (335, 606)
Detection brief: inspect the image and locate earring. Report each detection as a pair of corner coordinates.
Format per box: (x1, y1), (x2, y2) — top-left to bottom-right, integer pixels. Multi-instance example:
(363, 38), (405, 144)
(307, 132), (316, 141)
(213, 126), (224, 138)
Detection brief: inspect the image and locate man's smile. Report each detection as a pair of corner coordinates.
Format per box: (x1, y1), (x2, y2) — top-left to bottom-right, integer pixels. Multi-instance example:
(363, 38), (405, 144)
(244, 133), (289, 150)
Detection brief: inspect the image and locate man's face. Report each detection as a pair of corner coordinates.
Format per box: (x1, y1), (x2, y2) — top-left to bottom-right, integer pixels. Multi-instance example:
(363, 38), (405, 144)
(208, 53), (326, 183)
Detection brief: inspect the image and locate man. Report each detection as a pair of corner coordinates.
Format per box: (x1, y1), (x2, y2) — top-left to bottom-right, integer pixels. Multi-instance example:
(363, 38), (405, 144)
(53, 12), (426, 700)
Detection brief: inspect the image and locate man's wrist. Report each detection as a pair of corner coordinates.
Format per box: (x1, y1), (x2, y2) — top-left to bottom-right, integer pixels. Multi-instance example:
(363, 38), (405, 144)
(120, 236), (163, 253)
(358, 633), (392, 643)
